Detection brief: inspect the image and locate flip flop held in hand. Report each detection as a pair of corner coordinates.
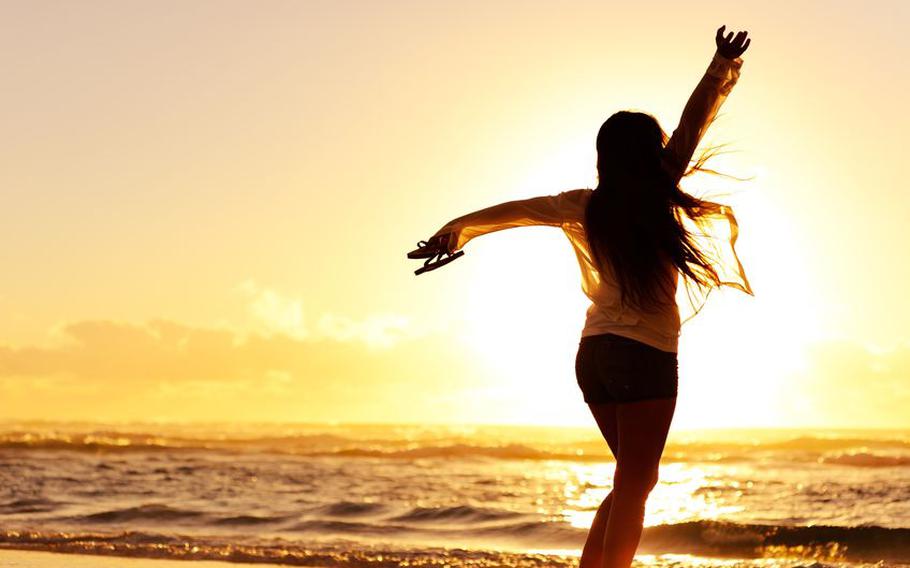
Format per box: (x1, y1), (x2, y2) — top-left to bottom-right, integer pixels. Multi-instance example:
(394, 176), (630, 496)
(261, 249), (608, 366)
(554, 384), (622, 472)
(406, 233), (464, 275)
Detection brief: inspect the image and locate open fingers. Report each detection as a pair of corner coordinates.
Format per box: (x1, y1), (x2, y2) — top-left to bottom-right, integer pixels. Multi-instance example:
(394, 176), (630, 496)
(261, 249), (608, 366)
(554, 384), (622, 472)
(715, 26), (751, 57)
(716, 25), (726, 42)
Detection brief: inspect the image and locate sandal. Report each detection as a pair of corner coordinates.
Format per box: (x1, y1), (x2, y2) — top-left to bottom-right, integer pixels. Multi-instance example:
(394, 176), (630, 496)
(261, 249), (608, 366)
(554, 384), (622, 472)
(407, 234), (464, 275)
(407, 235), (447, 259)
(414, 250), (464, 275)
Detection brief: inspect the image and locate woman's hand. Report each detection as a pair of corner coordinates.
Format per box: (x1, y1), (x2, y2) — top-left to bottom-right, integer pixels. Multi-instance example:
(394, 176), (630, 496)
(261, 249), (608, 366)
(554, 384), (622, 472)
(429, 229), (458, 253)
(715, 25), (751, 59)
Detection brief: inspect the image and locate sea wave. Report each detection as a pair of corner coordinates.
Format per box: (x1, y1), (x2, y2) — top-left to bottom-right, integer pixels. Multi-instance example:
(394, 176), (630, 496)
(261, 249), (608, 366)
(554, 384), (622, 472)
(314, 500), (389, 517)
(819, 452), (910, 468)
(0, 498), (62, 514)
(0, 529), (578, 568)
(213, 514), (293, 526)
(0, 434), (608, 462)
(314, 443), (593, 461)
(389, 505), (525, 524)
(2, 429), (909, 466)
(1, 520), (909, 564)
(60, 503), (536, 533)
(641, 521), (910, 562)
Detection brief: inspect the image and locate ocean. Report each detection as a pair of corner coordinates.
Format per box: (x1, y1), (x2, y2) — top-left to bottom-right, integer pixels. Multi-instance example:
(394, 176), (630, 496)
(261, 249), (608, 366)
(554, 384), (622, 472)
(0, 422), (908, 567)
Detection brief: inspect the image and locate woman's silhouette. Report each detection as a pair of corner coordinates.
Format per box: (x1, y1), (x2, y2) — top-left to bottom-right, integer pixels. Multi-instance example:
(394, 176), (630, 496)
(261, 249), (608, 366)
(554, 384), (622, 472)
(409, 26), (752, 568)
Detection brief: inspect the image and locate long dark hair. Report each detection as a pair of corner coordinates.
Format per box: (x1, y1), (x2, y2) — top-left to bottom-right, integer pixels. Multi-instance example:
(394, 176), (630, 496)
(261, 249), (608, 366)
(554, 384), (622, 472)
(584, 110), (742, 312)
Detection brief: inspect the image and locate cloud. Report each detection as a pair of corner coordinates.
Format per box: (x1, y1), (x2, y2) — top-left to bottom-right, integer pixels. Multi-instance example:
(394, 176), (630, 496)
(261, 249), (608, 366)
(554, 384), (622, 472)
(0, 282), (494, 423)
(236, 280), (308, 339)
(783, 337), (910, 428)
(0, 317), (482, 423)
(0, 319), (441, 384)
(236, 280), (419, 348)
(316, 313), (416, 348)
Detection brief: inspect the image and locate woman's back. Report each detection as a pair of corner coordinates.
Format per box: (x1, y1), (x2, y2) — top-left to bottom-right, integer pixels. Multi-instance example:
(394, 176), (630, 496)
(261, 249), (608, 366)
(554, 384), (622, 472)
(538, 188), (683, 352)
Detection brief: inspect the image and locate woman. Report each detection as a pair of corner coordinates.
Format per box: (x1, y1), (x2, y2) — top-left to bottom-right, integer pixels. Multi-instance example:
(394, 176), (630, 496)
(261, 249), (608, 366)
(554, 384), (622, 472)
(409, 26), (752, 568)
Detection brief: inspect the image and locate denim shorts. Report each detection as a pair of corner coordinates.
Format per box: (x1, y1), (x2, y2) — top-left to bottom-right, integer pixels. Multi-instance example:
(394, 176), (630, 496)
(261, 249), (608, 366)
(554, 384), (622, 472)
(574, 333), (678, 404)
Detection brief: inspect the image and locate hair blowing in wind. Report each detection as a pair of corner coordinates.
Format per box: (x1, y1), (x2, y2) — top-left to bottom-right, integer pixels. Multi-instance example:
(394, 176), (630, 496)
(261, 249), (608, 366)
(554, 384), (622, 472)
(584, 111), (736, 313)
(583, 26), (753, 315)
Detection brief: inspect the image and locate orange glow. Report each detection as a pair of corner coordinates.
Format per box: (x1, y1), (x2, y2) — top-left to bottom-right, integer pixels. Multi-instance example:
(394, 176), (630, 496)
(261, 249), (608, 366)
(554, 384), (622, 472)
(0, 2), (907, 428)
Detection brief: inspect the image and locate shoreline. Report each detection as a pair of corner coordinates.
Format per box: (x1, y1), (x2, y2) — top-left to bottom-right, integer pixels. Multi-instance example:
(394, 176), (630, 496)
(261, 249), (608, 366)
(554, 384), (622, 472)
(0, 549), (291, 568)
(2, 548), (906, 568)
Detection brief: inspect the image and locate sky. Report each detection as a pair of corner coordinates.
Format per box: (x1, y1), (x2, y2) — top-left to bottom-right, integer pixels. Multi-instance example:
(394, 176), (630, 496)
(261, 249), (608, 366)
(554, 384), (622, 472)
(1, 0), (908, 429)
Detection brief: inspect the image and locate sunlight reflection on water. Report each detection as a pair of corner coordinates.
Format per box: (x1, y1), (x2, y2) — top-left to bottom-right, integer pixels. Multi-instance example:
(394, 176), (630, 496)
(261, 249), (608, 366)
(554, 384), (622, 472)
(560, 462), (744, 529)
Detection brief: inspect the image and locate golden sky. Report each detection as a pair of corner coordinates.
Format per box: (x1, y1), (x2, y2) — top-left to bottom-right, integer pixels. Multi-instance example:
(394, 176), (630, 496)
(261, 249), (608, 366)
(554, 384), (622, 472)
(1, 1), (908, 428)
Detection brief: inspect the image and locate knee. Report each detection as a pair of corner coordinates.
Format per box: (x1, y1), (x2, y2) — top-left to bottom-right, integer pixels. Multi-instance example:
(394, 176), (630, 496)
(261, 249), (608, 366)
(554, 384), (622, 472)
(613, 465), (659, 498)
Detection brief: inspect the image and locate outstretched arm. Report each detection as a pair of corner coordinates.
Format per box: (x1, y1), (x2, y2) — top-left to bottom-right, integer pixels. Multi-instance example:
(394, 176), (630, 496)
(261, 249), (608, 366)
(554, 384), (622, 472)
(662, 26), (752, 183)
(431, 189), (588, 252)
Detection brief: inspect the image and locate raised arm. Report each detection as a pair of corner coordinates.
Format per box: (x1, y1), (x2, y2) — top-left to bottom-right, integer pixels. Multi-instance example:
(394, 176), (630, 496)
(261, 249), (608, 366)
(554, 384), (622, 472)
(661, 26), (751, 184)
(432, 189), (588, 252)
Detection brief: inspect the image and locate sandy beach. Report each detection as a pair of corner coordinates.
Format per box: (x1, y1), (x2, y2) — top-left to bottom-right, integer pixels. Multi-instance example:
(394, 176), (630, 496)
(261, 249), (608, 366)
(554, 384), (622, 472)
(2, 548), (907, 568)
(0, 549), (288, 568)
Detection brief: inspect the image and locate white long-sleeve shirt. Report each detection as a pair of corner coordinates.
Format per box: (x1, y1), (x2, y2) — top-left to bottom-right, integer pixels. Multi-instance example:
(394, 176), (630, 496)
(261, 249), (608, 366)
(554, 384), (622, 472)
(433, 50), (754, 353)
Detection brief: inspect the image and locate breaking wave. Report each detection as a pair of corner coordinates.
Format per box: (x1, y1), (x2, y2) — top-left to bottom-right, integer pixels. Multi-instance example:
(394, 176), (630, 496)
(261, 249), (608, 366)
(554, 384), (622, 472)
(1, 520), (909, 564)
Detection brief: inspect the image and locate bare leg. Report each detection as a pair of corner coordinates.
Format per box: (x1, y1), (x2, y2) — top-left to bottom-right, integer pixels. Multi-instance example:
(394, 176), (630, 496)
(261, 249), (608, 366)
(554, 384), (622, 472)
(602, 397), (676, 568)
(580, 490), (613, 568)
(579, 403), (619, 568)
